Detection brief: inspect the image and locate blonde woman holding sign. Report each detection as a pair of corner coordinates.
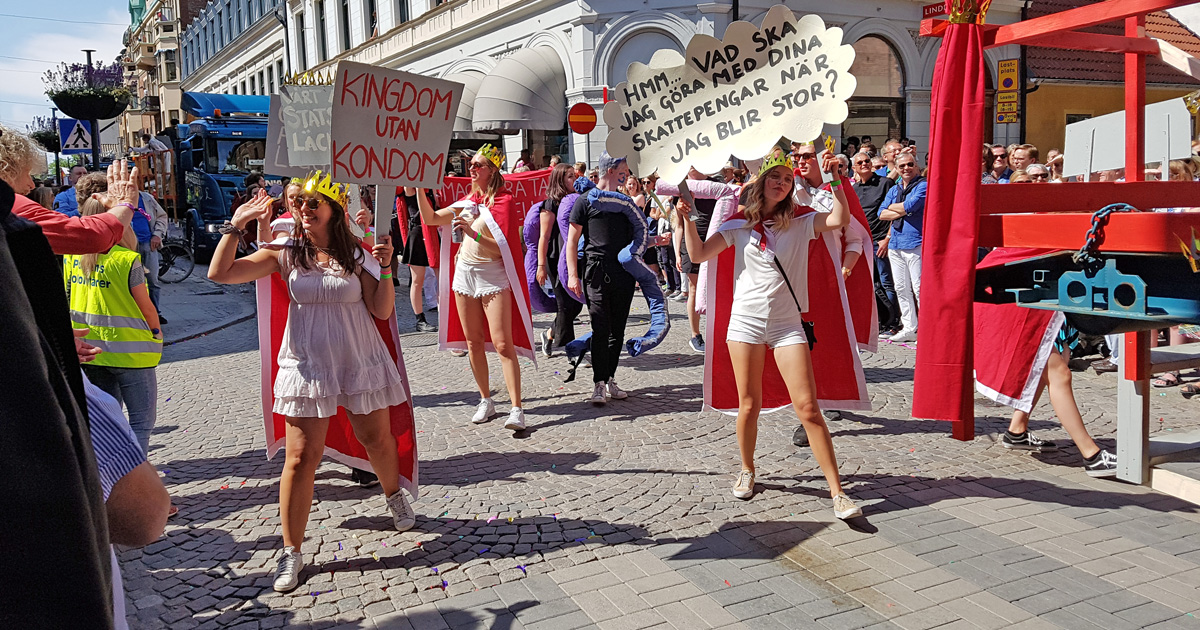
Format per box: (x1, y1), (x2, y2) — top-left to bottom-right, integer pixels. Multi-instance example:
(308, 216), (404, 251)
(676, 148), (863, 521)
(412, 144), (536, 432)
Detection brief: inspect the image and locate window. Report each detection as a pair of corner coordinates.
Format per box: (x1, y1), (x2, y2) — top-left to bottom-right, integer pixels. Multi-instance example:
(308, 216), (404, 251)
(340, 0), (351, 51)
(1065, 113), (1092, 126)
(267, 65), (275, 93)
(241, 80), (248, 94)
(316, 1), (328, 62)
(250, 75), (256, 94)
(238, 0), (244, 30)
(365, 0), (377, 38)
(296, 11), (308, 68)
(162, 23), (174, 32)
(258, 70), (265, 94)
(164, 49), (177, 82)
(843, 36), (907, 144)
(276, 60), (284, 87)
(216, 10), (223, 44)
(396, 0), (408, 25)
(227, 7), (235, 41)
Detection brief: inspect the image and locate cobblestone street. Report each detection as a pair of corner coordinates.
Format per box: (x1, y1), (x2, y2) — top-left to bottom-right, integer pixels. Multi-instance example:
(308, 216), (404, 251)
(122, 275), (1200, 629)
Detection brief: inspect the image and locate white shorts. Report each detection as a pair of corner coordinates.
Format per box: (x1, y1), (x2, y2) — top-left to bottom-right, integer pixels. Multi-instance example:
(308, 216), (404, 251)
(726, 312), (808, 349)
(453, 259), (510, 298)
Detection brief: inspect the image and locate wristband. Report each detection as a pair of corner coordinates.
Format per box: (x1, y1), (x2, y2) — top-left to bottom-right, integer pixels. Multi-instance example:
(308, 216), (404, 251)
(829, 179), (843, 188)
(474, 231), (482, 242)
(116, 202), (136, 211)
(380, 272), (393, 280)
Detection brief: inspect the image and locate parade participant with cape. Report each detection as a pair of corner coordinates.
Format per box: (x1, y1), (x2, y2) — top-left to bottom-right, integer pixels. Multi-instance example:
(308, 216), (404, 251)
(414, 145), (535, 432)
(209, 173), (418, 595)
(974, 248), (1118, 477)
(675, 147), (863, 521)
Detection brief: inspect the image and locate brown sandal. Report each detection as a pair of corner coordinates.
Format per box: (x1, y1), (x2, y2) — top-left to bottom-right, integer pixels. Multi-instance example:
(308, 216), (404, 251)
(1182, 384), (1200, 399)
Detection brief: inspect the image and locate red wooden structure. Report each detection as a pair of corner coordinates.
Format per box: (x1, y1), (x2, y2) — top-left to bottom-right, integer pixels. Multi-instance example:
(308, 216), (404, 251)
(919, 0), (1200, 440)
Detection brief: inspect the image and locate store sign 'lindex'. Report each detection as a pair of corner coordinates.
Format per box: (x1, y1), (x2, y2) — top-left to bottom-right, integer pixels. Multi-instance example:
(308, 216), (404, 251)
(330, 61), (463, 188)
(604, 6), (856, 183)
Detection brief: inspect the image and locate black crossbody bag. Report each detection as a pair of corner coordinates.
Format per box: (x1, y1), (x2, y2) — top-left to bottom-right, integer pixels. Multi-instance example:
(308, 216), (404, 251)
(771, 257), (817, 350)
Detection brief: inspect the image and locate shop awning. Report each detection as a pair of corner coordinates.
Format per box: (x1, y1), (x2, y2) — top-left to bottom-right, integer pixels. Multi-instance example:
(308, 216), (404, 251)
(181, 92), (269, 118)
(444, 70), (500, 140)
(472, 47), (566, 132)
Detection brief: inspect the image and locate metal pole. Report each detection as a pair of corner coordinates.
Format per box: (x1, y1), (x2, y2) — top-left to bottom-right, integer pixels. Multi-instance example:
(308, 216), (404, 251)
(83, 49), (101, 170)
(51, 107), (61, 187)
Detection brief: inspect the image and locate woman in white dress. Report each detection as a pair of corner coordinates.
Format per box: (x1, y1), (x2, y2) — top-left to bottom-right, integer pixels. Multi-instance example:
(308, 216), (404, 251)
(208, 172), (413, 593)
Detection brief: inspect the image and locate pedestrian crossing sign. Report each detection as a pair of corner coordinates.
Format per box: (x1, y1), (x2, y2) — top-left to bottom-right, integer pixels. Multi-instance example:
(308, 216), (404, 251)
(58, 119), (93, 155)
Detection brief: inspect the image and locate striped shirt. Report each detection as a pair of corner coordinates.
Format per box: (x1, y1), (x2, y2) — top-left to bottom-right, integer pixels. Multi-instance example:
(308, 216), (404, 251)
(83, 375), (145, 500)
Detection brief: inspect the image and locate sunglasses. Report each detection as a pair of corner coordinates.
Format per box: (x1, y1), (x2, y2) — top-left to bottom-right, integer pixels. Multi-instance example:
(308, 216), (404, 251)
(853, 160), (871, 166)
(1030, 173), (1049, 180)
(898, 162), (917, 169)
(468, 161), (489, 171)
(795, 153), (818, 161)
(994, 153), (1008, 160)
(302, 196), (322, 209)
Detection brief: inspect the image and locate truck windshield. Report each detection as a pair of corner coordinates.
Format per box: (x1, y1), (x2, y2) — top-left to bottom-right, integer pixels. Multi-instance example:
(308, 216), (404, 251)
(206, 139), (265, 174)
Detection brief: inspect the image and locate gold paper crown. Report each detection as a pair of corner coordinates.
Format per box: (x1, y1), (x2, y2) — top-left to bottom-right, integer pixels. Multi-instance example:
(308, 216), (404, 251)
(949, 0), (992, 24)
(282, 70), (334, 86)
(1179, 227), (1200, 273)
(302, 170), (350, 208)
(759, 147), (792, 176)
(478, 144), (505, 169)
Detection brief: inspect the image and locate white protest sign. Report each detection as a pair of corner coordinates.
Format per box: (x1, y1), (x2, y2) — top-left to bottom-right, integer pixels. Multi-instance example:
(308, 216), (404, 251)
(603, 5), (855, 183)
(331, 60), (463, 189)
(1063, 98), (1192, 178)
(264, 96), (311, 178)
(281, 85), (334, 167)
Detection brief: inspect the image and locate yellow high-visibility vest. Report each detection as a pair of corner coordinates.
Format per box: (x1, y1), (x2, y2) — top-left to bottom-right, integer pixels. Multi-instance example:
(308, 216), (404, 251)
(63, 246), (162, 368)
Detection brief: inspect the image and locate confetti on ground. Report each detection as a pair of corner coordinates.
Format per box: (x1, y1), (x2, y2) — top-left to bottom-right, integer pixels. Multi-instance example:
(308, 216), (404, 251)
(165, 397), (171, 402)
(432, 568), (439, 574)
(479, 548), (490, 554)
(518, 565), (526, 573)
(382, 542), (387, 547)
(724, 580), (731, 586)
(508, 517), (513, 523)
(220, 485), (229, 490)
(338, 542), (343, 550)
(441, 580), (448, 589)
(372, 553), (379, 562)
(486, 516), (497, 523)
(308, 589), (334, 597)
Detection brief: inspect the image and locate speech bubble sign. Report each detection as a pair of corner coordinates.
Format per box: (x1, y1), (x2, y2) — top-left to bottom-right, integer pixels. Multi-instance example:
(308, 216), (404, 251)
(603, 6), (855, 183)
(281, 84), (334, 167)
(330, 60), (463, 189)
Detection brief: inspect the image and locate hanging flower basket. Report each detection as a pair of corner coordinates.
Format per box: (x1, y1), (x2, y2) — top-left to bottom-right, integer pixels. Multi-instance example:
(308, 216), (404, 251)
(51, 91), (130, 121)
(30, 129), (60, 153)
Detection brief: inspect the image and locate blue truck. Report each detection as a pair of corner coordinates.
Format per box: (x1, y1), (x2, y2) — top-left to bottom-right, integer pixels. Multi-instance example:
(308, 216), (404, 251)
(176, 91), (276, 260)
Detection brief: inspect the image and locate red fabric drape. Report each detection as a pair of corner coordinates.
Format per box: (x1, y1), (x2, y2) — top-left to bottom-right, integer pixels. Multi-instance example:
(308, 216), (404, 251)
(911, 23), (987, 440)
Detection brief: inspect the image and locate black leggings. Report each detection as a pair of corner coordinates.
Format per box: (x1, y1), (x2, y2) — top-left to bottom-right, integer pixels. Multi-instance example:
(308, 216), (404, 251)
(549, 258), (583, 346)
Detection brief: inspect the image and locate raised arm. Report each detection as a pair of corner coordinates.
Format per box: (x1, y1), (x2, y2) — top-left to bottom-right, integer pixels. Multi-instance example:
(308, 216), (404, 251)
(675, 200), (730, 265)
(813, 154), (850, 234)
(207, 191), (280, 284)
(409, 187), (456, 226)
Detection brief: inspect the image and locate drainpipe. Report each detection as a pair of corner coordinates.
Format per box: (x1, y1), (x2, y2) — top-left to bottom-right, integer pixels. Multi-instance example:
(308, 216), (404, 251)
(1019, 0), (1031, 143)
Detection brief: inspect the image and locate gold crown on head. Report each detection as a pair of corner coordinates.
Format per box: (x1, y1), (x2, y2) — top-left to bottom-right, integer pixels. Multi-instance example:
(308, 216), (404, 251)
(477, 144), (505, 169)
(302, 170), (349, 208)
(759, 147), (792, 176)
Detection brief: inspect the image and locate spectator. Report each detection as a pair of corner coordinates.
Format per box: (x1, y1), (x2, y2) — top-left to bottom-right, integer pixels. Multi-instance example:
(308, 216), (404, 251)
(588, 168), (600, 183)
(161, 119), (180, 147)
(54, 165), (89, 216)
(574, 161), (587, 178)
(1008, 170), (1032, 183)
(1010, 144), (1038, 171)
(0, 126), (135, 254)
(1025, 164), (1050, 182)
(850, 150), (899, 333)
(878, 152), (926, 343)
(871, 155), (887, 172)
(985, 143), (1012, 183)
(548, 155), (561, 167)
(133, 133), (169, 155)
(0, 177), (117, 630)
(879, 139), (903, 179)
(28, 185), (55, 210)
(513, 149), (533, 171)
(843, 135), (860, 156)
(67, 196), (163, 456)
(1045, 149), (1066, 182)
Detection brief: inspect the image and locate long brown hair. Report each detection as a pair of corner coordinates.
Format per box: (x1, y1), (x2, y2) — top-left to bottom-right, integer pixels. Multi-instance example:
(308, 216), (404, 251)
(28, 186), (54, 209)
(741, 165), (795, 231)
(287, 192), (364, 274)
(472, 160), (505, 207)
(78, 197), (138, 277)
(544, 163), (575, 208)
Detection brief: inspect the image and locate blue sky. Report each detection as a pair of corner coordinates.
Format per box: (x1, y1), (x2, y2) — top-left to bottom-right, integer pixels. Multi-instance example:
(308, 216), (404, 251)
(0, 1), (130, 133)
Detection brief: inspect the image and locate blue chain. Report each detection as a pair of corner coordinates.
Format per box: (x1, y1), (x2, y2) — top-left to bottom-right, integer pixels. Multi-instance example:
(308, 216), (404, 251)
(1071, 203), (1138, 268)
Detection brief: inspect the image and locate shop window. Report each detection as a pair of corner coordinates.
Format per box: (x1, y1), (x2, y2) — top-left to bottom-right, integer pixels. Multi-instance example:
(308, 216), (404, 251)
(1065, 113), (1092, 126)
(842, 36), (906, 144)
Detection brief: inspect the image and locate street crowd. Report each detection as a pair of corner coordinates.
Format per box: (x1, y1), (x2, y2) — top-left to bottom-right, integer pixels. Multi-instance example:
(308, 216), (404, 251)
(0, 118), (1173, 628)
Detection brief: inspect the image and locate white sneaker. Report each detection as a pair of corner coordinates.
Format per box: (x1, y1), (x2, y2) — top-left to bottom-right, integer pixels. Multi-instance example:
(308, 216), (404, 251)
(272, 546), (305, 593)
(889, 329), (917, 343)
(590, 382), (608, 405)
(606, 379), (628, 400)
(471, 398), (495, 424)
(732, 469), (755, 500)
(833, 494), (863, 520)
(541, 329), (553, 358)
(504, 407), (526, 431)
(386, 489), (416, 532)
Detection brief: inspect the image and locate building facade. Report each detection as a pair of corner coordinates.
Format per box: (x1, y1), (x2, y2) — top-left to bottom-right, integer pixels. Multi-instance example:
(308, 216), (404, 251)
(120, 0), (210, 153)
(180, 0), (1031, 169)
(180, 0), (289, 98)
